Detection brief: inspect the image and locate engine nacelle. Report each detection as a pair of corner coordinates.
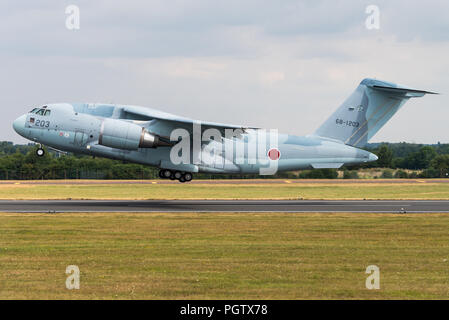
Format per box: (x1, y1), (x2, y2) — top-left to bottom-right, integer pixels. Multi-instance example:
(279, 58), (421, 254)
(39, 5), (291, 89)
(98, 118), (168, 150)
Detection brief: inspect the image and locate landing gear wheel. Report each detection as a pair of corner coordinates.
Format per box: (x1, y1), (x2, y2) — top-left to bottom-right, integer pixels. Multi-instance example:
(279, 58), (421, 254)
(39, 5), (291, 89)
(179, 177), (186, 183)
(162, 169), (172, 179)
(169, 173), (176, 180)
(174, 171), (182, 180)
(36, 148), (45, 157)
(183, 172), (193, 182)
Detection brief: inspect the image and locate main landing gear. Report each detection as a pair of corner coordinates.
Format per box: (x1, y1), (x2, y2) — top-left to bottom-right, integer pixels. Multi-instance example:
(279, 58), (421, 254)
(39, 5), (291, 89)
(159, 169), (193, 183)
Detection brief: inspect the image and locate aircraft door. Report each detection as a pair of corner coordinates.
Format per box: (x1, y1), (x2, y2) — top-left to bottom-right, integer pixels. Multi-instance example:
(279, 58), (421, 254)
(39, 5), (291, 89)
(74, 131), (88, 146)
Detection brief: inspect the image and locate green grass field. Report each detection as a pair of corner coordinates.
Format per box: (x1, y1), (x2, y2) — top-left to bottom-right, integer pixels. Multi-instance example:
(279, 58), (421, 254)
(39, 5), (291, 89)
(1, 180), (449, 200)
(1, 212), (449, 299)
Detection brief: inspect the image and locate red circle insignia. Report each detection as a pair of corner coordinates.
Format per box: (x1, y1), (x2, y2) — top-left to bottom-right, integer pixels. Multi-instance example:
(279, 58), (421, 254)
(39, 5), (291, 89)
(267, 148), (281, 160)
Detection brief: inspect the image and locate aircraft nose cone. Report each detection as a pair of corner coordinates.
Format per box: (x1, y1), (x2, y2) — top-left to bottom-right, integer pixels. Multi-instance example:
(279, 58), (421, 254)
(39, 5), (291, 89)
(13, 114), (27, 136)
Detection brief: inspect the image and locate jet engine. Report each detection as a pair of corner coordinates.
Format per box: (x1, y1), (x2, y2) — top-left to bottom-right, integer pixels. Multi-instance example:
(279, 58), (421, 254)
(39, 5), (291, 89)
(98, 118), (170, 150)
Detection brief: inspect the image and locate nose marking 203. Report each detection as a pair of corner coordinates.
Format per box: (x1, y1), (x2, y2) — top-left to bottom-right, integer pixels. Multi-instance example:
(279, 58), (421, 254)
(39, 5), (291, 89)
(34, 119), (50, 128)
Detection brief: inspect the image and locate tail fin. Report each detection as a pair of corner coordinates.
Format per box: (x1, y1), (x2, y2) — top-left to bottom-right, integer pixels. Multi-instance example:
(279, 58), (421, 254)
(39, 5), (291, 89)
(313, 78), (437, 147)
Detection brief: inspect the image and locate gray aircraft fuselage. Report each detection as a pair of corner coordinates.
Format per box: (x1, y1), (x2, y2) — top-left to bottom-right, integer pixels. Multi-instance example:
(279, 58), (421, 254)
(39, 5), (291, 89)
(12, 103), (376, 175)
(13, 79), (434, 181)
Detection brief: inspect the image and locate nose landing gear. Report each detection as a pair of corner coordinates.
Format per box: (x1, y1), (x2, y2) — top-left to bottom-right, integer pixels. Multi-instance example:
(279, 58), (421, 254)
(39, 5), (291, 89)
(36, 147), (45, 157)
(159, 169), (193, 183)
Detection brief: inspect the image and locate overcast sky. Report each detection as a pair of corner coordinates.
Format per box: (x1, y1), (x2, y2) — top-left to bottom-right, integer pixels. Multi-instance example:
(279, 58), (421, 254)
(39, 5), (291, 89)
(2, 0), (448, 144)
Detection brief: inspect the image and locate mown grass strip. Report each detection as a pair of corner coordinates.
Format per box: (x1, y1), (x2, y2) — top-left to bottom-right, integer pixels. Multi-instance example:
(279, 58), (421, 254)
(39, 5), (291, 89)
(1, 212), (448, 299)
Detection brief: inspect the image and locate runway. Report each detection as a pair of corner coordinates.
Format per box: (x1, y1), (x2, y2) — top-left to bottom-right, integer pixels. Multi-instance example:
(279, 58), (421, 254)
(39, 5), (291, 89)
(1, 200), (449, 213)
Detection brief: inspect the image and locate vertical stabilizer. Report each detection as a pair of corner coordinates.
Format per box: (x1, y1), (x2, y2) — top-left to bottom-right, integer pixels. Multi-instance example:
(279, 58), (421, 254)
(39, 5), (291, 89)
(314, 78), (436, 147)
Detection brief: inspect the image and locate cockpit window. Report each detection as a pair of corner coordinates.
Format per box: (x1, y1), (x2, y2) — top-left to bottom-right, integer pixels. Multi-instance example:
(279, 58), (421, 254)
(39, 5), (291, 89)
(31, 108), (51, 116)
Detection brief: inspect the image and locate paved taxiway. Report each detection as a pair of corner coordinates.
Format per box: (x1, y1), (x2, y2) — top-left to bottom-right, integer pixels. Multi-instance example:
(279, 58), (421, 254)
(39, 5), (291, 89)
(1, 200), (449, 213)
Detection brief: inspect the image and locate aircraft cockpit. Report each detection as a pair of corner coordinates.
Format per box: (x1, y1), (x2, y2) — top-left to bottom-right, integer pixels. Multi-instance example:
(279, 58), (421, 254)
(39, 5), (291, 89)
(29, 106), (51, 116)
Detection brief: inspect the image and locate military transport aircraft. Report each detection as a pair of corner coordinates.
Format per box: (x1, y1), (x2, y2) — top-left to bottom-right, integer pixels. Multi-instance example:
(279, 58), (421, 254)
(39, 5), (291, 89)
(13, 78), (435, 182)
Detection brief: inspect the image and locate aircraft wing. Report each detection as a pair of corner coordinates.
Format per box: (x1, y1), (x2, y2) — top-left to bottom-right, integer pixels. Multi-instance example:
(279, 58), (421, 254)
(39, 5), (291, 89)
(121, 105), (257, 137)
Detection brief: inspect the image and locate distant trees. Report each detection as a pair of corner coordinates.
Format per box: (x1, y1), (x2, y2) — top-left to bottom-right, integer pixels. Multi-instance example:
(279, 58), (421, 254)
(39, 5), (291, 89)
(401, 146), (437, 170)
(375, 145), (394, 168)
(381, 169), (393, 178)
(361, 143), (449, 178)
(0, 143), (160, 180)
(394, 170), (408, 179)
(430, 154), (449, 178)
(298, 169), (338, 179)
(2, 140), (449, 179)
(343, 170), (359, 179)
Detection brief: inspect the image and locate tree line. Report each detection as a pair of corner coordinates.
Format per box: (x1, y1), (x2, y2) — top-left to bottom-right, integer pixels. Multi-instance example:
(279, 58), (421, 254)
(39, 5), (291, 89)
(1, 141), (449, 180)
(361, 142), (449, 178)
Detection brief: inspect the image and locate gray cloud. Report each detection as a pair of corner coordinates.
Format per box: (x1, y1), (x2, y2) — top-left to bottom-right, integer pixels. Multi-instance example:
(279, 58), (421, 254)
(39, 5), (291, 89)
(1, 0), (449, 144)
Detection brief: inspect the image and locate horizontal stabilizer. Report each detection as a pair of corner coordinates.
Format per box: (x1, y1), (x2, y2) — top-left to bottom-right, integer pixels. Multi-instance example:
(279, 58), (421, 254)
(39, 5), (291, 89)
(370, 84), (438, 97)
